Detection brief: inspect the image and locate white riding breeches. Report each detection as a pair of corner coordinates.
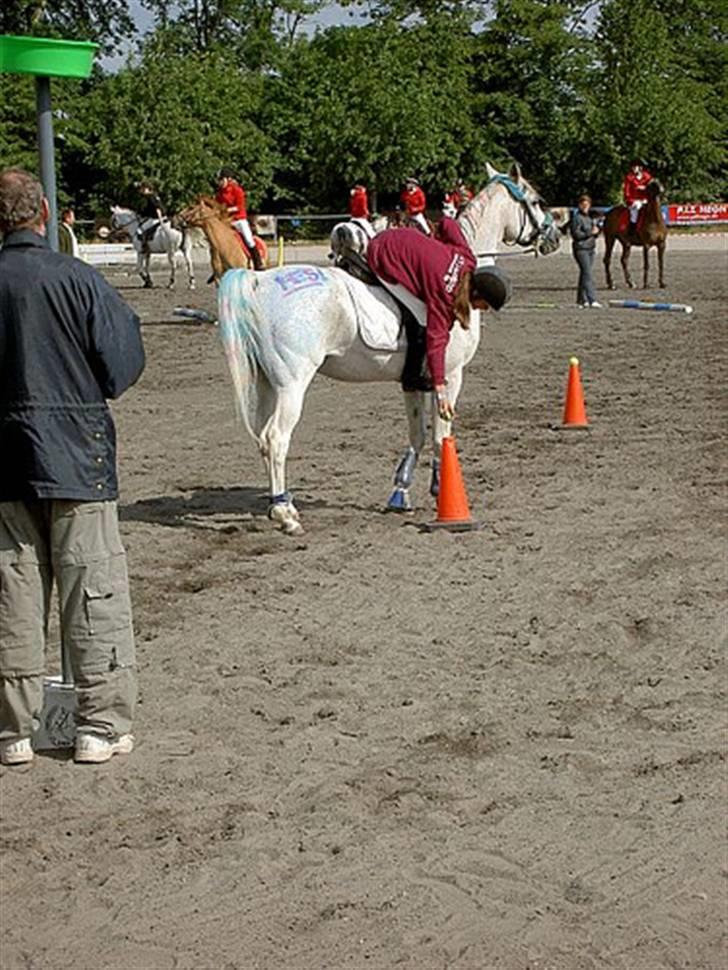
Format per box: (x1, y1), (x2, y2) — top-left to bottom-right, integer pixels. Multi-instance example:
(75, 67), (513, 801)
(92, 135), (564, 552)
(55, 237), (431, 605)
(138, 218), (158, 237)
(629, 201), (645, 223)
(410, 212), (431, 235)
(232, 218), (255, 249)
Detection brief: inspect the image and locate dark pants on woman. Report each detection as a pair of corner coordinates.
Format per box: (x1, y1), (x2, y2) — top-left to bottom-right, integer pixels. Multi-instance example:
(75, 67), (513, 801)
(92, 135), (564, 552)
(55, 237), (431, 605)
(573, 246), (597, 306)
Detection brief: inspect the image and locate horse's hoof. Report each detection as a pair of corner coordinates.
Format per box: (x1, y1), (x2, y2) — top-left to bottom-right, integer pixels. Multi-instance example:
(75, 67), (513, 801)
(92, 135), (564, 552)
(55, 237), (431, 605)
(143, 281), (153, 289)
(189, 282), (197, 291)
(283, 520), (304, 537)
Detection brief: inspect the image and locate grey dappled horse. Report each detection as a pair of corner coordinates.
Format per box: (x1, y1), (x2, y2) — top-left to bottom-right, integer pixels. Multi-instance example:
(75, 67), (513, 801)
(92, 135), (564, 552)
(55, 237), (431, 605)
(218, 163), (560, 535)
(110, 206), (196, 290)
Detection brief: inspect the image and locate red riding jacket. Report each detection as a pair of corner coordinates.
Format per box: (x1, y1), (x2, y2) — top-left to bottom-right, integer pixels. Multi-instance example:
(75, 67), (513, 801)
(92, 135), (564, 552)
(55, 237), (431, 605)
(216, 180), (248, 221)
(623, 169), (652, 206)
(349, 185), (369, 219)
(401, 185), (427, 217)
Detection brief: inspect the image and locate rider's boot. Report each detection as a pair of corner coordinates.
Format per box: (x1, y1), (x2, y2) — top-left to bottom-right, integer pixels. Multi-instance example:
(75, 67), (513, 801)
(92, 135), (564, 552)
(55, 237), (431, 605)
(250, 245), (264, 271)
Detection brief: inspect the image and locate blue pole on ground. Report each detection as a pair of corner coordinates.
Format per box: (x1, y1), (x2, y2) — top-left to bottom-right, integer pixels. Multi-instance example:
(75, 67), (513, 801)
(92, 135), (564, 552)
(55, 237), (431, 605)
(608, 299), (693, 314)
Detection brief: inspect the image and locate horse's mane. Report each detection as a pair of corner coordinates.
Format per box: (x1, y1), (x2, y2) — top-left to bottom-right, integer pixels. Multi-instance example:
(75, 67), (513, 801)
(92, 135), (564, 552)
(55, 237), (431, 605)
(459, 168), (544, 233)
(197, 195), (233, 221)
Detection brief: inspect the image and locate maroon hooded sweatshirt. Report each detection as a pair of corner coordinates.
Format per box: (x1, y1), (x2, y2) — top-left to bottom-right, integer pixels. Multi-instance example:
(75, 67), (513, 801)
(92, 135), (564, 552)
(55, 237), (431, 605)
(367, 217), (475, 385)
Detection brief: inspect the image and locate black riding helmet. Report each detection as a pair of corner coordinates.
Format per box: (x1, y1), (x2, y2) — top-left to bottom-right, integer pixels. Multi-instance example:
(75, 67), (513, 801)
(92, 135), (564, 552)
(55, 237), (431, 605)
(471, 264), (513, 311)
(217, 167), (237, 181)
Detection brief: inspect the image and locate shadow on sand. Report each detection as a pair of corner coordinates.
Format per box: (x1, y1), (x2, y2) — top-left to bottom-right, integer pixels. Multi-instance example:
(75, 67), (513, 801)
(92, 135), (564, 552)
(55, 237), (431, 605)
(121, 486), (264, 528)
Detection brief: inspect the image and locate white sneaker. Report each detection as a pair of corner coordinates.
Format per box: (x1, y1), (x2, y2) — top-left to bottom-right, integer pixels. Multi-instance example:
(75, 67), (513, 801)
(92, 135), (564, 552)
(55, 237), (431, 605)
(75, 733), (134, 764)
(589, 301), (603, 308)
(0, 738), (34, 766)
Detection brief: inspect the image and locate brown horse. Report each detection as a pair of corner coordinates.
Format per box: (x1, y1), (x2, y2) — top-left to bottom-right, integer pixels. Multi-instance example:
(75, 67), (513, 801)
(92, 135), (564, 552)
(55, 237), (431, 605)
(603, 179), (668, 289)
(178, 196), (268, 281)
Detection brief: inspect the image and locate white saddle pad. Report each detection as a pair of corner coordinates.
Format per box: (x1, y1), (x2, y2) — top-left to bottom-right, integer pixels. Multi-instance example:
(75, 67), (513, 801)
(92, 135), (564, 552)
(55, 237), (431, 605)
(340, 275), (426, 353)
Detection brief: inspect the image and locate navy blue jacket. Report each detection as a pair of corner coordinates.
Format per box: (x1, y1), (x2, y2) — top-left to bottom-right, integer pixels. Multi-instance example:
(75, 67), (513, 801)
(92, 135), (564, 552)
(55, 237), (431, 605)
(0, 229), (145, 502)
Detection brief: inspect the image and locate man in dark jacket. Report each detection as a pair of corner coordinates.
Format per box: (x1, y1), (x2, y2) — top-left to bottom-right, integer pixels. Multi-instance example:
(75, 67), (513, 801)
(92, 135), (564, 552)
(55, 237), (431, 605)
(0, 168), (145, 765)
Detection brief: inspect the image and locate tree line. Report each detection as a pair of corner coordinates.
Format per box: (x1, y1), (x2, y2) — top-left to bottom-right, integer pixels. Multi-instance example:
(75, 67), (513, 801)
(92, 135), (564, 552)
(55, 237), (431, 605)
(1, 0), (725, 217)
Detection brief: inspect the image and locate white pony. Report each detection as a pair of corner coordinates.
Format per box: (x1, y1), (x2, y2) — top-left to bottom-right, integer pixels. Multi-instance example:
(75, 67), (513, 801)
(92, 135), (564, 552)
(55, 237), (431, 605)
(217, 163), (560, 535)
(110, 206), (196, 289)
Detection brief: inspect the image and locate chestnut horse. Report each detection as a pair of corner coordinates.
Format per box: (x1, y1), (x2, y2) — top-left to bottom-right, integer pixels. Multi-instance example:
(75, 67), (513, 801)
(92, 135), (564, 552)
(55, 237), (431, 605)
(178, 196), (268, 280)
(603, 179), (668, 289)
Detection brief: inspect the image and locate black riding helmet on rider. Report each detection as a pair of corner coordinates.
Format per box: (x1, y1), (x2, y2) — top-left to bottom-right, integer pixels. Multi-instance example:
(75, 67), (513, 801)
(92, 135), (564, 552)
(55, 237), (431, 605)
(470, 264), (513, 311)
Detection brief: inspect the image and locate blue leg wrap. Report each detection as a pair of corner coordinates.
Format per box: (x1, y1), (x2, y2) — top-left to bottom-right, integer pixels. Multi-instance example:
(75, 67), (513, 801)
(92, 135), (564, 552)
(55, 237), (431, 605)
(270, 491), (291, 506)
(393, 446), (417, 489)
(387, 487), (413, 512)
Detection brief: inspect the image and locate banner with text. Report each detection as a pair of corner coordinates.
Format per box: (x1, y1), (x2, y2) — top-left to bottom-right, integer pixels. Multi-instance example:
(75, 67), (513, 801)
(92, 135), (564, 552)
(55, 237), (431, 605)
(664, 203), (728, 225)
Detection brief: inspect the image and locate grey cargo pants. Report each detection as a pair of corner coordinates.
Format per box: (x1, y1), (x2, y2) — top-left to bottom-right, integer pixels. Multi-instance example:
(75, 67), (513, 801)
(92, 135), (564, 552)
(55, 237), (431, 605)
(0, 500), (137, 742)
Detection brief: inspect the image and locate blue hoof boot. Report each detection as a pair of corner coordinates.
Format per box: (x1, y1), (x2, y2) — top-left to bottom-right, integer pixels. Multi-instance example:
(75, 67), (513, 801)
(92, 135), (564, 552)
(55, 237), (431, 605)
(387, 487), (412, 512)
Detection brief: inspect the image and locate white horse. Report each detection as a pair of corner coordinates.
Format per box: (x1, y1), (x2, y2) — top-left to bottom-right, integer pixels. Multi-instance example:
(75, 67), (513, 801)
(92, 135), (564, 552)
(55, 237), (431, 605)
(217, 163), (560, 535)
(110, 206), (196, 289)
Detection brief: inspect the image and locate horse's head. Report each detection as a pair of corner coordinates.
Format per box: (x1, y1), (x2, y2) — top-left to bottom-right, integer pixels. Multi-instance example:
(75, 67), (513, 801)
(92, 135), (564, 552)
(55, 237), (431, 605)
(647, 178), (664, 200)
(199, 195), (232, 220)
(178, 196), (226, 227)
(462, 163), (561, 257)
(177, 201), (205, 227)
(109, 206), (137, 232)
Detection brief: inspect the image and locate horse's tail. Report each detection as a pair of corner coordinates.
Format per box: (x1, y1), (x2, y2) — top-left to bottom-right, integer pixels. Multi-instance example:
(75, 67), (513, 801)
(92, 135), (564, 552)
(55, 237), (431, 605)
(217, 269), (270, 441)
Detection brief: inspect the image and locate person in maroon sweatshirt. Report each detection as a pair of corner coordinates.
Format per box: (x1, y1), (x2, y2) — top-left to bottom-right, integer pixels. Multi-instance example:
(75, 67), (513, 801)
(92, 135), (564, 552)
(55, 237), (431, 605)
(367, 216), (512, 420)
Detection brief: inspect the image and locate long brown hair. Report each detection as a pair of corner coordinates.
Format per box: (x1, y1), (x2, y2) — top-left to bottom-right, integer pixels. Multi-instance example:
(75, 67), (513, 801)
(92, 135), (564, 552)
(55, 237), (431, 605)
(453, 271), (472, 329)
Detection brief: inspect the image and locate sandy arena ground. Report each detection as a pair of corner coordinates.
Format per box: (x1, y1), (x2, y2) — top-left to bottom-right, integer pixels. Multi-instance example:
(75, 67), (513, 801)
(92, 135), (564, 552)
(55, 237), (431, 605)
(1, 235), (726, 970)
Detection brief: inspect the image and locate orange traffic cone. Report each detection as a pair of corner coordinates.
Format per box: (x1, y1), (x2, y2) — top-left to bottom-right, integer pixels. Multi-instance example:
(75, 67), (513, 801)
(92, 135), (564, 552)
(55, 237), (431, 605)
(425, 436), (482, 532)
(562, 356), (589, 429)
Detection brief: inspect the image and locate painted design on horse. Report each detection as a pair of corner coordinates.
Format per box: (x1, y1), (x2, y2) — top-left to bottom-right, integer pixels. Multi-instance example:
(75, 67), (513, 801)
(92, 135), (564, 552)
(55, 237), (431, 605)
(275, 267), (327, 296)
(178, 196), (268, 281)
(217, 163), (561, 536)
(110, 206), (196, 289)
(602, 179), (668, 289)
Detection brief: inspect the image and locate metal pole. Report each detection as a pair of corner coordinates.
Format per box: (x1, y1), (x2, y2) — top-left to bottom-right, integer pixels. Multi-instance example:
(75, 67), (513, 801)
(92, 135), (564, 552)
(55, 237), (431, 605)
(35, 75), (59, 251)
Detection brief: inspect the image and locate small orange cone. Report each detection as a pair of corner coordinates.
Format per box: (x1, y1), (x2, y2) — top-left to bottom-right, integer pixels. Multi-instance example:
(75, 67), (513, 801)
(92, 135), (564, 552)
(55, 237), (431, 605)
(562, 356), (589, 429)
(425, 437), (482, 532)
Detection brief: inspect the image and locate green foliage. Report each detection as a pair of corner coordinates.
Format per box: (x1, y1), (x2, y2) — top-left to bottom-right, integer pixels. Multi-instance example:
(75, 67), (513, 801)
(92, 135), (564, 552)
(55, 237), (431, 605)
(140, 0), (326, 67)
(593, 0), (726, 200)
(472, 0), (595, 201)
(67, 37), (276, 211)
(263, 16), (485, 209)
(0, 75), (37, 173)
(0, 0), (724, 212)
(0, 0), (134, 54)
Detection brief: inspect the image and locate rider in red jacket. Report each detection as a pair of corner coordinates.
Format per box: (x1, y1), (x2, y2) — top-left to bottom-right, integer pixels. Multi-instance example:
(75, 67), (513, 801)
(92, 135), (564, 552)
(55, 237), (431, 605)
(349, 183), (370, 220)
(444, 180), (474, 217)
(367, 217), (512, 418)
(623, 158), (653, 225)
(215, 168), (263, 270)
(400, 178), (430, 235)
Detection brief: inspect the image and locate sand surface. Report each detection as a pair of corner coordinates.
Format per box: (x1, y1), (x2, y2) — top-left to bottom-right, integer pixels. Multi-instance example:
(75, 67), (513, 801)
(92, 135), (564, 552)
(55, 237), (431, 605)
(1, 236), (726, 970)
